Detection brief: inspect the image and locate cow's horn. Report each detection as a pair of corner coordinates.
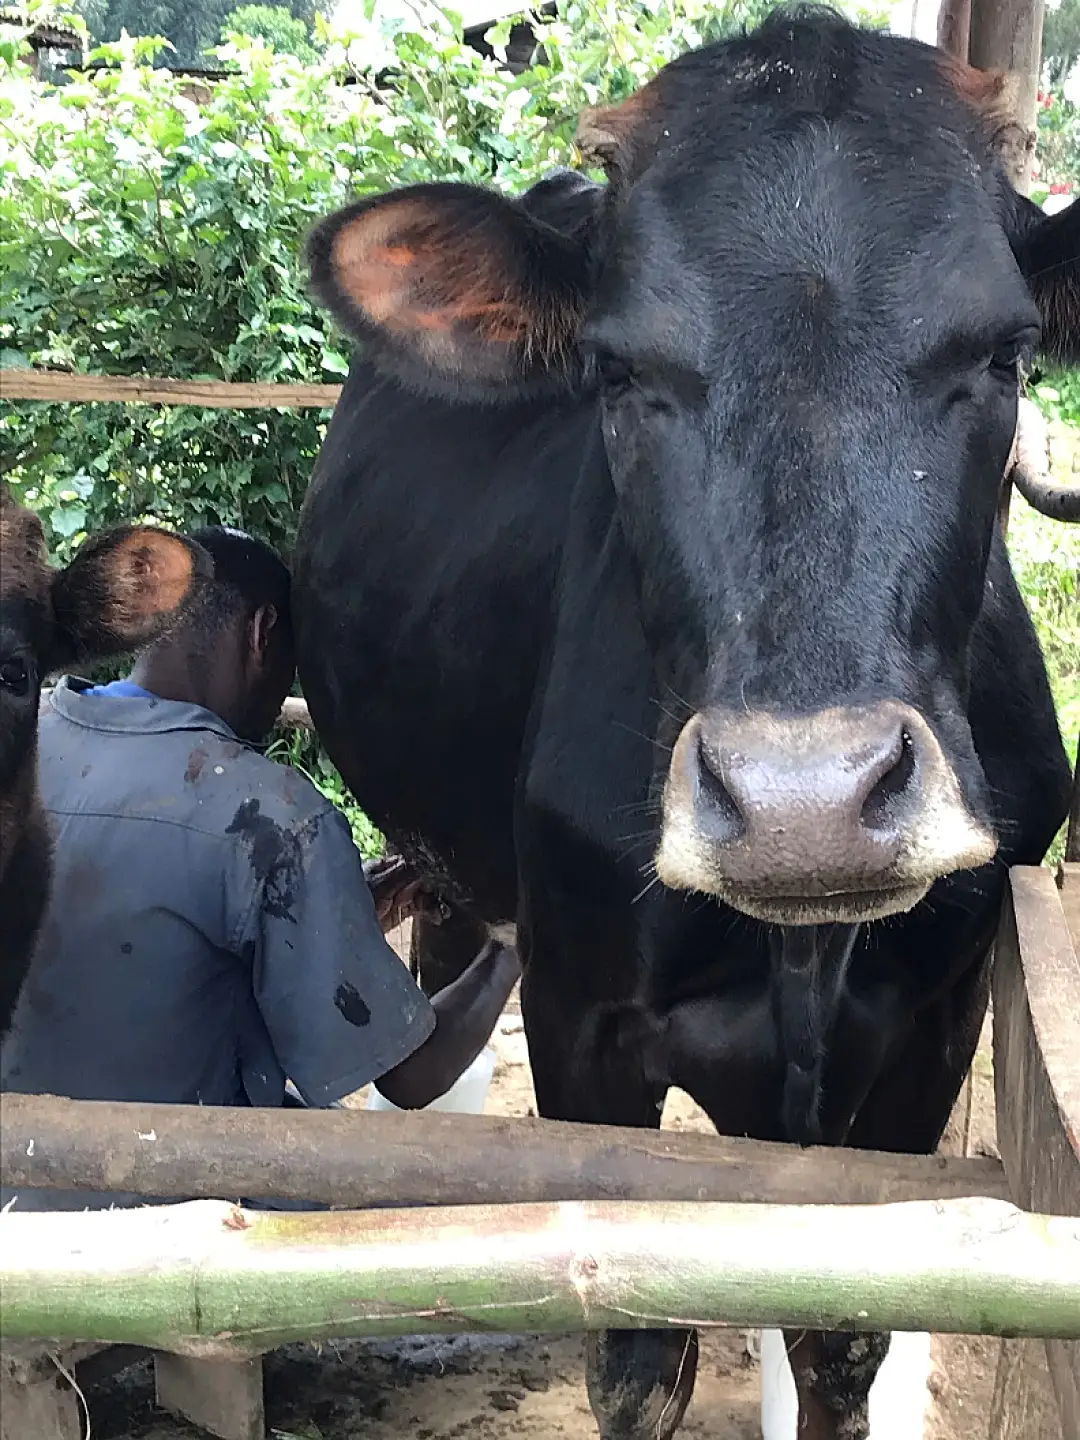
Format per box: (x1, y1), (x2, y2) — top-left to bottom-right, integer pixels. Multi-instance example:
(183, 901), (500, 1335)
(1010, 396), (1080, 522)
(1012, 464), (1080, 522)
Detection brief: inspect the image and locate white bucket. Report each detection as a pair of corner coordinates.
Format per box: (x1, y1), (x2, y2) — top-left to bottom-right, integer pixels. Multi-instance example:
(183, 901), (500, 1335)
(367, 1046), (497, 1115)
(760, 1328), (932, 1440)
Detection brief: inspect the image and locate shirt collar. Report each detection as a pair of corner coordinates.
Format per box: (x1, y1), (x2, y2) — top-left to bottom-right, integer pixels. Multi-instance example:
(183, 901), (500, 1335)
(47, 675), (247, 745)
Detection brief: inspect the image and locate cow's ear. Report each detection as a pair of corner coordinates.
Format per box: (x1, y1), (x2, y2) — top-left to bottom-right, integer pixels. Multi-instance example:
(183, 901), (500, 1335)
(1009, 193), (1080, 364)
(307, 182), (596, 398)
(48, 527), (211, 666)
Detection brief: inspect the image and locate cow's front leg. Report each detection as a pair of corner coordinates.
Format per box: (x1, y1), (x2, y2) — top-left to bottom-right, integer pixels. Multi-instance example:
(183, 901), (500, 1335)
(521, 963), (697, 1440)
(781, 947), (992, 1438)
(782, 1330), (892, 1440)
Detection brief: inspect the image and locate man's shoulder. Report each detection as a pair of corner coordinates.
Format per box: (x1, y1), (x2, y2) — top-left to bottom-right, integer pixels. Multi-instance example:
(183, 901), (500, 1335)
(39, 691), (334, 837)
(205, 745), (336, 831)
(158, 736), (337, 839)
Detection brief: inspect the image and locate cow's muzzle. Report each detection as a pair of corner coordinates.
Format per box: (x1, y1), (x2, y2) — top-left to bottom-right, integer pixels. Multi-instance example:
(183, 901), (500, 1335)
(655, 701), (996, 925)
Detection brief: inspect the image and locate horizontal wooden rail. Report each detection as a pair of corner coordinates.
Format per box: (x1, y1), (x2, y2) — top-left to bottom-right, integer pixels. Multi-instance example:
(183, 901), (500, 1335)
(1, 1197), (1077, 1357)
(0, 369), (343, 409)
(0, 1092), (1008, 1209)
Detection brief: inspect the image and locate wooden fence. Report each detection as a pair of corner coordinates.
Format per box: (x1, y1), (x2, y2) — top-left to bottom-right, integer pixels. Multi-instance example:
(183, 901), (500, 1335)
(1, 864), (1078, 1440)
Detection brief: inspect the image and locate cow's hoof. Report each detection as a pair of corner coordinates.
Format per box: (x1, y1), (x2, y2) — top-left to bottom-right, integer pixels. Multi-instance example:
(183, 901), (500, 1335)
(585, 1328), (698, 1440)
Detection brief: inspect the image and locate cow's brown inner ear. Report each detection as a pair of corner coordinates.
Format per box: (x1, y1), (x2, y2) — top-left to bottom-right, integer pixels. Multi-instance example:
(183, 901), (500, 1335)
(330, 201), (532, 349)
(576, 83), (656, 175)
(52, 529), (204, 657)
(108, 532), (201, 624)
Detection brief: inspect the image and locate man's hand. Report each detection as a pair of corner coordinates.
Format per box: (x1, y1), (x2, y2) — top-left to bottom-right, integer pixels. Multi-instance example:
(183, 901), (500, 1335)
(363, 854), (443, 932)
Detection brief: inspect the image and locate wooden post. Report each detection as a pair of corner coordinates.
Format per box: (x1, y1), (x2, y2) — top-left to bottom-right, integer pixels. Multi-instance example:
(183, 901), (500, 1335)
(155, 1353), (265, 1440)
(937, 0), (972, 59)
(968, 0), (1046, 191)
(993, 866), (1080, 1436)
(0, 1344), (86, 1440)
(988, 1338), (1065, 1439)
(1067, 750), (1080, 863)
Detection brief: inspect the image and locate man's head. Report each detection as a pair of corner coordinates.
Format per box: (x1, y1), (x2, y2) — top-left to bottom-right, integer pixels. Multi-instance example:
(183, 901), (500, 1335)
(134, 526), (293, 743)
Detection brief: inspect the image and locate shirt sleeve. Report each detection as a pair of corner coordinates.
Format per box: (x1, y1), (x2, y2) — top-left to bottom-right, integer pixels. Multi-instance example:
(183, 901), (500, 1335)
(246, 807), (435, 1107)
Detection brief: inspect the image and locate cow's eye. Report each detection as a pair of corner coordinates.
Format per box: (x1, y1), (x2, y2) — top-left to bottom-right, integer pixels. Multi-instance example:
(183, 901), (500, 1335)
(0, 656), (32, 698)
(595, 352), (637, 395)
(988, 333), (1037, 380)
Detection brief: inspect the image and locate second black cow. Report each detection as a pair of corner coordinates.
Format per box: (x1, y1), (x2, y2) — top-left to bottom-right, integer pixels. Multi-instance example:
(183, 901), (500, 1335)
(294, 12), (1077, 1439)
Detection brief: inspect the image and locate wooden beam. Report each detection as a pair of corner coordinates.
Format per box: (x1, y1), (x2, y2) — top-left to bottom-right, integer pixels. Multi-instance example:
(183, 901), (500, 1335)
(1, 1196), (1078, 1357)
(993, 866), (1080, 1437)
(0, 370), (342, 409)
(0, 1092), (1009, 1209)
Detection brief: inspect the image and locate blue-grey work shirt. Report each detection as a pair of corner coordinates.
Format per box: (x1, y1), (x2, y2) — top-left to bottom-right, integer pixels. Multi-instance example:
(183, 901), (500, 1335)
(0, 677), (433, 1208)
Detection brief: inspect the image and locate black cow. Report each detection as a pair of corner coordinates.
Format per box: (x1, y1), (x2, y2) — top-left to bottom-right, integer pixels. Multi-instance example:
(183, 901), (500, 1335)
(293, 12), (1076, 1438)
(0, 482), (208, 1034)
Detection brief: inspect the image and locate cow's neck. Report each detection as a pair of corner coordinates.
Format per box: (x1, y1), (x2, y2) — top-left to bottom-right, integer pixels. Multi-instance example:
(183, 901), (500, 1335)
(770, 923), (861, 1146)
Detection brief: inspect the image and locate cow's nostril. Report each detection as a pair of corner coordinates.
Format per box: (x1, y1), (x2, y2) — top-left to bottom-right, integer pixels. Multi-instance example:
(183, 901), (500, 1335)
(861, 726), (917, 831)
(695, 735), (746, 844)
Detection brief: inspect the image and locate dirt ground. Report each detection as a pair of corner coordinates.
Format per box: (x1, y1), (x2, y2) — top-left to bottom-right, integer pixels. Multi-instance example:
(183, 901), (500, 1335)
(85, 921), (1033, 1440)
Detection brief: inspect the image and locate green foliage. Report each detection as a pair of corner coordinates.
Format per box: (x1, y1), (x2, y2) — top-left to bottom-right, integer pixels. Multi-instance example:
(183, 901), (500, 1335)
(75, 0), (322, 66)
(223, 5), (320, 63)
(1034, 89), (1080, 191)
(3, 0), (862, 559)
(267, 726), (385, 856)
(1021, 374), (1080, 861)
(1043, 0), (1080, 89)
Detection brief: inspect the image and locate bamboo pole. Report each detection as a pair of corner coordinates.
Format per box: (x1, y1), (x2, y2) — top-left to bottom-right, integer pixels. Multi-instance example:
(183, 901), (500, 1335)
(1, 1198), (1078, 1359)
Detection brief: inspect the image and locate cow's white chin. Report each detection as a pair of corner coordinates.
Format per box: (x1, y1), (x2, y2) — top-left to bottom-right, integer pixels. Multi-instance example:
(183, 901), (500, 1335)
(699, 882), (933, 927)
(654, 814), (997, 927)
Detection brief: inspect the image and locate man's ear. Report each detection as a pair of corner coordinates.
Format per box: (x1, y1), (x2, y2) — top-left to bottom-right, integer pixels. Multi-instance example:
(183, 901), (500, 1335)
(307, 180), (598, 400)
(250, 602), (279, 664)
(1008, 192), (1080, 364)
(49, 528), (211, 667)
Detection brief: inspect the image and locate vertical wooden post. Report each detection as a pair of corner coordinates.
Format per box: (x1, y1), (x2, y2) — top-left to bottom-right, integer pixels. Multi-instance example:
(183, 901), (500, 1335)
(968, 0), (1046, 191)
(1067, 748), (1080, 864)
(937, 0), (972, 60)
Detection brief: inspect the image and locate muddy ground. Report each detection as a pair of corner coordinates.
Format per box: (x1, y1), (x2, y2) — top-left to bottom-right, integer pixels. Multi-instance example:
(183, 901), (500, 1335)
(85, 921), (1046, 1440)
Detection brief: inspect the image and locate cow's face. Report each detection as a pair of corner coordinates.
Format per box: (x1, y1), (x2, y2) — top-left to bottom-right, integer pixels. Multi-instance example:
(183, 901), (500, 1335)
(309, 14), (1079, 926)
(0, 483), (209, 876)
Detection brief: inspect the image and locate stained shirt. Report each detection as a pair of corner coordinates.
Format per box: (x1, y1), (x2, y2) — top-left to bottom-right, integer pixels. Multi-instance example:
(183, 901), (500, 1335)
(0, 676), (434, 1209)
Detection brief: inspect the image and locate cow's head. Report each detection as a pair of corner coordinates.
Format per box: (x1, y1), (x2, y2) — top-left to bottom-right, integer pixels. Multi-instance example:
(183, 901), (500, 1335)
(309, 11), (1079, 926)
(0, 483), (210, 877)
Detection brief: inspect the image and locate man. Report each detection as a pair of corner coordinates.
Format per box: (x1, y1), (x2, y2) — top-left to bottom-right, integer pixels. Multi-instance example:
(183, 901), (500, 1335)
(0, 525), (519, 1209)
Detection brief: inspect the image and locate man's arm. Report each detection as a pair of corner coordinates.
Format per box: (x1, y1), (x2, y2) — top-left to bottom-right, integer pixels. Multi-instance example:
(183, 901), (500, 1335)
(374, 939), (520, 1109)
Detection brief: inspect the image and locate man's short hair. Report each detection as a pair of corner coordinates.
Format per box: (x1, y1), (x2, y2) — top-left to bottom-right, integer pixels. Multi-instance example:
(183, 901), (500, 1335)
(186, 526), (292, 641)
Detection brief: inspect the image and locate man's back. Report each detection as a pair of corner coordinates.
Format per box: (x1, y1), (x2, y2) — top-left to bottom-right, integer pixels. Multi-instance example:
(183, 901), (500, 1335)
(2, 679), (432, 1121)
